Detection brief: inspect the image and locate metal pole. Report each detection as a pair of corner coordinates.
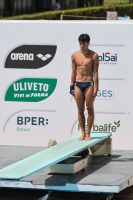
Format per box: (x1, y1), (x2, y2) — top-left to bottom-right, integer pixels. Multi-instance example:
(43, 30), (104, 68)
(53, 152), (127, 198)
(60, 14), (106, 19)
(106, 194), (113, 200)
(0, 11), (3, 18)
(60, 14), (63, 20)
(38, 191), (52, 200)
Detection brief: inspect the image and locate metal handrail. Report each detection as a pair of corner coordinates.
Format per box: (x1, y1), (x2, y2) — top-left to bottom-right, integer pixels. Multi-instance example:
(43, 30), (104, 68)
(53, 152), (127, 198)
(60, 14), (107, 20)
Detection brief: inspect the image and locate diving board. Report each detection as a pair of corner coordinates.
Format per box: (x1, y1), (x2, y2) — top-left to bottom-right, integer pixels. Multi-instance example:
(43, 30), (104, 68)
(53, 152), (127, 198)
(0, 132), (111, 180)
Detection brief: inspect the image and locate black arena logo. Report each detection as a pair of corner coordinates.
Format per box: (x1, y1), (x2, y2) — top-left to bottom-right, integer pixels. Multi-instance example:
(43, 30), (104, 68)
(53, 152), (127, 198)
(5, 45), (57, 69)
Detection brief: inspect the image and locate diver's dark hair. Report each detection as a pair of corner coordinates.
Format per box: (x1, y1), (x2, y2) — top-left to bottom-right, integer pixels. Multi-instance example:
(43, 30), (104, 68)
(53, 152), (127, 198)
(78, 34), (90, 43)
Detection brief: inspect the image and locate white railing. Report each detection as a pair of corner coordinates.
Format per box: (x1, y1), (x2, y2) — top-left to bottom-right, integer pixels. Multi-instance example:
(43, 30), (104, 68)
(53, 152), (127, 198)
(60, 14), (107, 20)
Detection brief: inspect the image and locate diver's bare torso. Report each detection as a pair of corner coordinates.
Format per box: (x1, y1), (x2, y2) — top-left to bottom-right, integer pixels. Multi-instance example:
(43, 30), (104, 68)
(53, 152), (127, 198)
(73, 49), (95, 82)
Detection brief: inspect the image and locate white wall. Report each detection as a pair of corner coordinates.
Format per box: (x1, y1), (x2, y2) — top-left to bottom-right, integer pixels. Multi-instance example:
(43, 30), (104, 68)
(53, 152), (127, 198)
(0, 21), (132, 150)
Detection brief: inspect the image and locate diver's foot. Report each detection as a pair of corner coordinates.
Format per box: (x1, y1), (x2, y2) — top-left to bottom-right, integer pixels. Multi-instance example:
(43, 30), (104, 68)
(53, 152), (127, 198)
(78, 133), (86, 140)
(85, 134), (91, 141)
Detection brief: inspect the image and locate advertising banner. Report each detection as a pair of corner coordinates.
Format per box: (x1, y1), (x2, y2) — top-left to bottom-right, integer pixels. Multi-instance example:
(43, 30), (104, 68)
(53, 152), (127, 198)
(0, 21), (132, 149)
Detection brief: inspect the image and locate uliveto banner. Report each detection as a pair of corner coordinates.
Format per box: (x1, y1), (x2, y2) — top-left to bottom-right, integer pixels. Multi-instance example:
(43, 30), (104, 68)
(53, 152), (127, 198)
(0, 21), (132, 149)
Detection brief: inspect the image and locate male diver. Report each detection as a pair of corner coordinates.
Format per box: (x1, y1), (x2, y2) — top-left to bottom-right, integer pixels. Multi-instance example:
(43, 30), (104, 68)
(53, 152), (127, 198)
(70, 34), (99, 140)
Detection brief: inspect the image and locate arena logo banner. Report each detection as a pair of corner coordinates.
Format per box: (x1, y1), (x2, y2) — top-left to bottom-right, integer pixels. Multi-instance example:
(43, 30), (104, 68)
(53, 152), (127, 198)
(5, 78), (57, 102)
(5, 45), (57, 69)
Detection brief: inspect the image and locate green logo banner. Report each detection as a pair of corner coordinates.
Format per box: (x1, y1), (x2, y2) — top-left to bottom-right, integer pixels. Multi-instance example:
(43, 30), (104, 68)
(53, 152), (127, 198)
(78, 120), (121, 133)
(5, 78), (57, 102)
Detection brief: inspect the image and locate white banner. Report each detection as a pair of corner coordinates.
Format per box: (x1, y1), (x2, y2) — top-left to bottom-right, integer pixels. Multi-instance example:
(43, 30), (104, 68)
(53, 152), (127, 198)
(0, 21), (132, 150)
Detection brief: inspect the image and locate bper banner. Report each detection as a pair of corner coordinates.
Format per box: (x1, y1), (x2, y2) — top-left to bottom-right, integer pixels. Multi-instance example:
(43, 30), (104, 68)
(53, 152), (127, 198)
(0, 21), (132, 149)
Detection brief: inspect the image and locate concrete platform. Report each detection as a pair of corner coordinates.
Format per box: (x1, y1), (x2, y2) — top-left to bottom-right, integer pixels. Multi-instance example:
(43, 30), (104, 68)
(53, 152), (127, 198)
(0, 145), (133, 196)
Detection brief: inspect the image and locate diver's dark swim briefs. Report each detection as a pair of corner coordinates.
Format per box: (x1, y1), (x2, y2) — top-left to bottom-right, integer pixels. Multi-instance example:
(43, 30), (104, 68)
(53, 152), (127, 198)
(75, 81), (93, 92)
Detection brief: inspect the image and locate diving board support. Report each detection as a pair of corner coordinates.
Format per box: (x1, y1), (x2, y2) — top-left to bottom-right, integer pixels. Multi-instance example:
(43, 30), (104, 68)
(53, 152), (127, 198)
(44, 156), (88, 174)
(106, 194), (113, 200)
(38, 191), (52, 200)
(38, 192), (114, 200)
(89, 138), (112, 156)
(44, 138), (112, 174)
